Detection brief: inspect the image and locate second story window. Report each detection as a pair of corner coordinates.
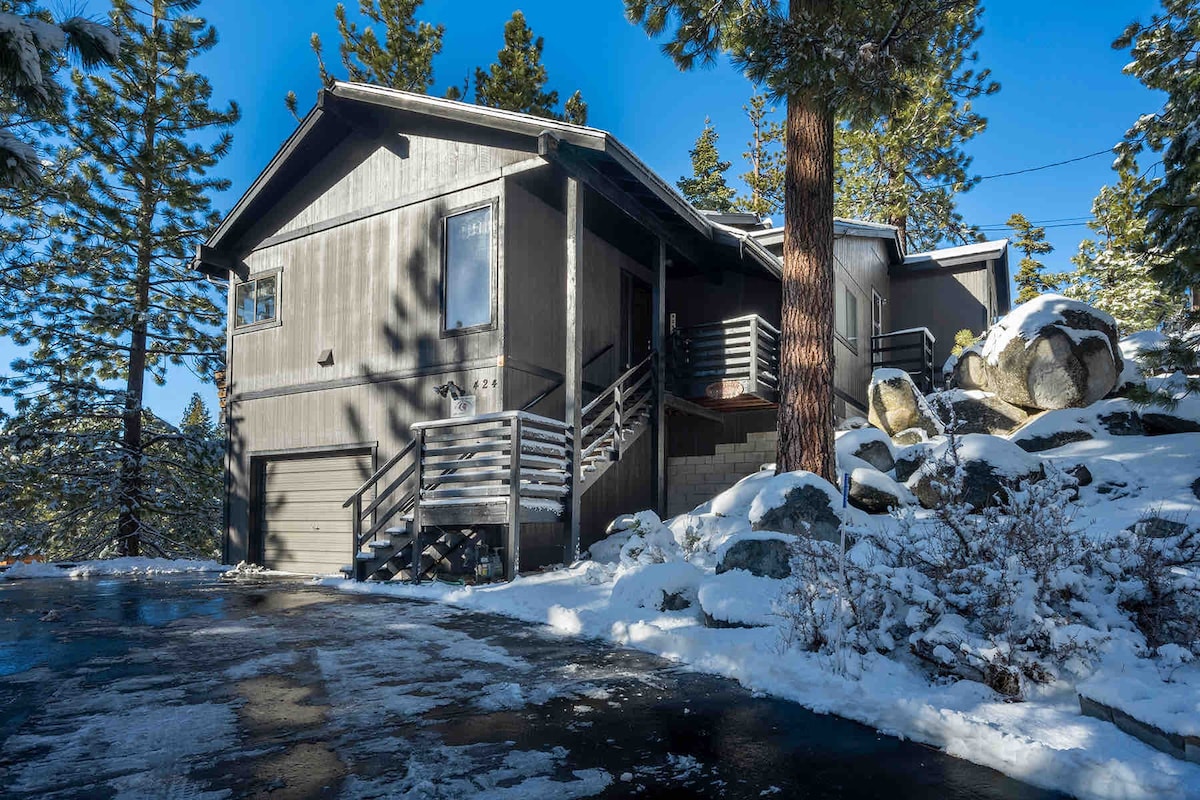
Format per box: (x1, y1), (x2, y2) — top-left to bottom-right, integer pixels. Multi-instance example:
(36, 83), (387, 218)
(442, 204), (495, 334)
(234, 273), (278, 330)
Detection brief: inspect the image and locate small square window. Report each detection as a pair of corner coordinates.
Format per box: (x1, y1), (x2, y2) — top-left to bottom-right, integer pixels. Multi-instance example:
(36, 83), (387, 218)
(442, 205), (495, 334)
(234, 274), (279, 330)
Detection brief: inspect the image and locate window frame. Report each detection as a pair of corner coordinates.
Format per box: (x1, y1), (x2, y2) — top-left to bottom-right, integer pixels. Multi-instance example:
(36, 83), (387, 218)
(232, 268), (283, 335)
(439, 199), (499, 338)
(835, 283), (859, 353)
(871, 288), (884, 338)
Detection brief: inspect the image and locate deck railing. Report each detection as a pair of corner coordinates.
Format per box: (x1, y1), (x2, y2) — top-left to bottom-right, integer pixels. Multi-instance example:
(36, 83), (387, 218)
(579, 353), (654, 469)
(870, 327), (937, 393)
(671, 314), (780, 402)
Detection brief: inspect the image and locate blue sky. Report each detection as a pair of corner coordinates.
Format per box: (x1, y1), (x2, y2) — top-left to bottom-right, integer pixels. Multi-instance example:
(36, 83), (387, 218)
(1, 0), (1167, 422)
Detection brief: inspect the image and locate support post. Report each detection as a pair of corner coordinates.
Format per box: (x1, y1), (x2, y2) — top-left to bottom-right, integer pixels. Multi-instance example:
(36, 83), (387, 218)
(565, 176), (584, 563)
(410, 428), (424, 584)
(506, 415), (522, 580)
(351, 495), (362, 581)
(651, 238), (667, 517)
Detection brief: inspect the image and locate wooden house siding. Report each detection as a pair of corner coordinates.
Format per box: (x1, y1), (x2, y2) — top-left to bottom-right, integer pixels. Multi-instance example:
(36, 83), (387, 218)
(890, 262), (992, 370)
(832, 235), (891, 414)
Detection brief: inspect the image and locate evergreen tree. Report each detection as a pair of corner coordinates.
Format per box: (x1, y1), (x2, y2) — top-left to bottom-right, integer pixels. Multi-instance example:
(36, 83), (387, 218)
(833, 5), (996, 251)
(181, 392), (214, 435)
(449, 11), (588, 125)
(0, 0), (118, 185)
(0, 0), (238, 558)
(286, 0), (444, 116)
(626, 0), (979, 479)
(1062, 167), (1175, 333)
(736, 94), (785, 217)
(677, 118), (736, 213)
(1113, 0), (1200, 284)
(1008, 213), (1058, 304)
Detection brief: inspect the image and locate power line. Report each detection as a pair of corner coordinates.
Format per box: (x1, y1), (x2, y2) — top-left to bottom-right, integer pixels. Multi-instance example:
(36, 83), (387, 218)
(920, 147), (1115, 191)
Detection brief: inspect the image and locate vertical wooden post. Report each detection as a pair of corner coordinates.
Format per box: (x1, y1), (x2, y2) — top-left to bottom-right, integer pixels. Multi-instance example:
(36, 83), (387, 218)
(749, 316), (761, 393)
(613, 383), (623, 462)
(411, 427), (424, 584)
(507, 415), (522, 580)
(651, 238), (667, 517)
(564, 176), (583, 563)
(351, 495), (362, 581)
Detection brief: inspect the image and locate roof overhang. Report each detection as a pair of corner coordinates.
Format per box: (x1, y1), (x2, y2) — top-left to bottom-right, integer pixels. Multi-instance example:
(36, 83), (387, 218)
(197, 81), (778, 280)
(895, 238), (1011, 314)
(747, 217), (905, 264)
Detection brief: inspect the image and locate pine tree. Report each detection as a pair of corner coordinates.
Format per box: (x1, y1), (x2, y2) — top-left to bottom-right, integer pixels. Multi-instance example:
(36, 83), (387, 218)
(677, 119), (736, 213)
(452, 11), (588, 125)
(1113, 0), (1200, 284)
(0, 1), (118, 185)
(833, 5), (996, 251)
(736, 94), (785, 217)
(1061, 167), (1175, 334)
(286, 0), (444, 116)
(626, 0), (979, 480)
(181, 392), (214, 435)
(1009, 213), (1058, 304)
(0, 0), (238, 558)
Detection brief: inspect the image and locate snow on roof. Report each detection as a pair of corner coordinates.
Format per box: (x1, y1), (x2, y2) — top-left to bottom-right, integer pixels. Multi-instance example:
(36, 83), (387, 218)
(903, 239), (1009, 267)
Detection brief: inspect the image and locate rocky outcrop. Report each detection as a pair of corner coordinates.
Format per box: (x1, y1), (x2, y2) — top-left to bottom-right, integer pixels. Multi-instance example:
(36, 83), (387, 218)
(953, 295), (1122, 411)
(868, 369), (945, 440)
(909, 434), (1045, 511)
(847, 467), (909, 514)
(716, 534), (793, 579)
(836, 427), (896, 472)
(749, 472), (844, 544)
(928, 389), (1029, 435)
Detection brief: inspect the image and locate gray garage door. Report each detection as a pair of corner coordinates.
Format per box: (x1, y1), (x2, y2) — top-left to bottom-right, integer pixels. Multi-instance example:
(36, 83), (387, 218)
(261, 451), (372, 575)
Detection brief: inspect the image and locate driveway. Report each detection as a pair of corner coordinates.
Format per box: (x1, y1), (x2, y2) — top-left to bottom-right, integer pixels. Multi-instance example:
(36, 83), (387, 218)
(0, 575), (1063, 799)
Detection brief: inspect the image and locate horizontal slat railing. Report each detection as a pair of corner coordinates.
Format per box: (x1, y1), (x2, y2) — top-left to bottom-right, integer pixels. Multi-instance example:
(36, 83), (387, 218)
(672, 314), (780, 398)
(870, 328), (937, 393)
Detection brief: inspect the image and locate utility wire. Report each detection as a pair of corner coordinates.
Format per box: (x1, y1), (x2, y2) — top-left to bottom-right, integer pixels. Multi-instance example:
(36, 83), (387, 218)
(919, 147), (1115, 191)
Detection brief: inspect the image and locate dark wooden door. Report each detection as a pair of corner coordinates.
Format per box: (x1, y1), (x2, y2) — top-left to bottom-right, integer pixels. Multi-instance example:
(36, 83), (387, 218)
(621, 271), (653, 369)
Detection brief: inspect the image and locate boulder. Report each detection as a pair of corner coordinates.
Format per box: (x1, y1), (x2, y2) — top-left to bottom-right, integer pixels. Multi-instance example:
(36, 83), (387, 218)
(928, 389), (1029, 436)
(910, 434), (1045, 511)
(610, 561), (703, 612)
(749, 472), (843, 544)
(847, 467), (909, 514)
(1013, 428), (1093, 453)
(894, 443), (932, 482)
(1141, 411), (1200, 436)
(1099, 411), (1144, 437)
(1128, 517), (1189, 540)
(836, 427), (896, 472)
(892, 428), (930, 446)
(867, 369), (945, 440)
(952, 295), (1123, 411)
(716, 533), (793, 579)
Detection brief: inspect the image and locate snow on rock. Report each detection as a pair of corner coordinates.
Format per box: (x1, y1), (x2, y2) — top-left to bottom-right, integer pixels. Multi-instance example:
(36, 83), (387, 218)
(697, 569), (783, 628)
(867, 369), (945, 440)
(611, 560), (705, 613)
(1080, 647), (1200, 739)
(2, 558), (224, 580)
(1118, 330), (1168, 388)
(927, 389), (1029, 435)
(749, 471), (850, 543)
(909, 433), (1044, 510)
(955, 294), (1123, 410)
(847, 467), (911, 514)
(835, 426), (895, 472)
(715, 531), (796, 579)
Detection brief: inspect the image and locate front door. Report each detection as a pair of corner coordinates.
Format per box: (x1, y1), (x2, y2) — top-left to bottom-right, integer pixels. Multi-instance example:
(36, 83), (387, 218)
(621, 271), (653, 369)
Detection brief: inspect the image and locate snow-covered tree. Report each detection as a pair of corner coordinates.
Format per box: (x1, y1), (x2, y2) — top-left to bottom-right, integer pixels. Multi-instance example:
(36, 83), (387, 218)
(834, 5), (996, 251)
(736, 94), (785, 217)
(286, 0), (444, 115)
(1009, 212), (1058, 304)
(449, 11), (588, 125)
(1114, 0), (1200, 285)
(1062, 167), (1175, 334)
(677, 118), (736, 212)
(626, 0), (981, 480)
(0, 0), (237, 558)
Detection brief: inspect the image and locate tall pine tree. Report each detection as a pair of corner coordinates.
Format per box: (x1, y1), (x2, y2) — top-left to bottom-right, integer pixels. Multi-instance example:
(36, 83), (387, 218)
(286, 0), (444, 115)
(627, 0), (979, 479)
(0, 0), (238, 558)
(1008, 212), (1058, 304)
(1114, 0), (1200, 284)
(447, 11), (587, 125)
(833, 5), (996, 251)
(1062, 167), (1174, 333)
(677, 118), (736, 213)
(736, 94), (785, 217)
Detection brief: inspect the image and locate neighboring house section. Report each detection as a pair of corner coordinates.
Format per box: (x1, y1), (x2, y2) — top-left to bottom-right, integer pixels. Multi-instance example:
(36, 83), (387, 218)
(196, 82), (1009, 576)
(889, 239), (1012, 371)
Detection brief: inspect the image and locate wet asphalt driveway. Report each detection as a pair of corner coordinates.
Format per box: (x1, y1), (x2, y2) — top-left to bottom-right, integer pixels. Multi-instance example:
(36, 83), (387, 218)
(0, 575), (1064, 799)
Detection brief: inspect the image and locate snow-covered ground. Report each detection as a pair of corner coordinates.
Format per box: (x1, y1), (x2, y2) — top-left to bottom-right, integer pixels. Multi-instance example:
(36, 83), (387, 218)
(321, 424), (1200, 800)
(1, 557), (224, 580)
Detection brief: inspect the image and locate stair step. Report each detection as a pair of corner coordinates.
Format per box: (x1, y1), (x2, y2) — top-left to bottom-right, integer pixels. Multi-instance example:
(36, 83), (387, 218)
(355, 552), (375, 561)
(339, 564), (353, 575)
(369, 539), (392, 549)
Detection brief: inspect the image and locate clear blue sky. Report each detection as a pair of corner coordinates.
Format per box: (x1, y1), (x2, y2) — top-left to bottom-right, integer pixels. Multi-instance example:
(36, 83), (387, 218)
(0, 0), (1167, 422)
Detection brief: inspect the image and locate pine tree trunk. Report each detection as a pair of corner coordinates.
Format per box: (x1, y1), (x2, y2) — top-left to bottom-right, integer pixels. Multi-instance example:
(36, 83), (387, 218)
(777, 83), (837, 482)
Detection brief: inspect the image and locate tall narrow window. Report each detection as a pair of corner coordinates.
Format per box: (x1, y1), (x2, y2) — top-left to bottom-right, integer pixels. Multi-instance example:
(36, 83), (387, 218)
(871, 289), (883, 338)
(234, 274), (278, 329)
(836, 284), (859, 348)
(442, 205), (494, 333)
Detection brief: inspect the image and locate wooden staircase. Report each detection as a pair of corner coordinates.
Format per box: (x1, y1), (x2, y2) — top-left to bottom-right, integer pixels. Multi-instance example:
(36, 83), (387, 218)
(341, 353), (657, 583)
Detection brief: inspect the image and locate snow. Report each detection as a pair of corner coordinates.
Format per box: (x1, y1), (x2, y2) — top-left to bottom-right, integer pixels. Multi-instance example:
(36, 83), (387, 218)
(835, 425), (894, 463)
(748, 471), (841, 527)
(919, 432), (1043, 479)
(980, 294), (1120, 367)
(2, 557), (225, 580)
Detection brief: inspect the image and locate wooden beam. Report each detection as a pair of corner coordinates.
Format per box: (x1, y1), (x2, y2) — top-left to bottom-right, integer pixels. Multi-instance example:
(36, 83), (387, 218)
(652, 238), (667, 517)
(564, 175), (584, 563)
(193, 244), (247, 281)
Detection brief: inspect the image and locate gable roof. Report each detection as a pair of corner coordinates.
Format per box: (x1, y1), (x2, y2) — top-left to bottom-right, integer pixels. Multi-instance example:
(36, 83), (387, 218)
(203, 81), (779, 278)
(747, 218), (905, 263)
(898, 238), (1011, 313)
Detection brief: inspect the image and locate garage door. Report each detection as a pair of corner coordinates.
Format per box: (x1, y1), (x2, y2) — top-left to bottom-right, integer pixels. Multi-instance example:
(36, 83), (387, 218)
(261, 451), (372, 575)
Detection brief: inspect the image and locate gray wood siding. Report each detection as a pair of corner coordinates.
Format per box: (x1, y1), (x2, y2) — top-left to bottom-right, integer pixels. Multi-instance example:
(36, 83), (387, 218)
(890, 264), (991, 371)
(833, 234), (892, 413)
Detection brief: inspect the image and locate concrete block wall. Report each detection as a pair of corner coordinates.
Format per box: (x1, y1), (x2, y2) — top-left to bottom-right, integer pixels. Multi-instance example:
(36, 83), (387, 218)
(666, 430), (778, 516)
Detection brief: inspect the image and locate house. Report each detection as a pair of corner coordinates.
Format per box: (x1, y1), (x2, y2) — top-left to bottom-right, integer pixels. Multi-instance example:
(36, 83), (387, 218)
(196, 82), (1009, 579)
